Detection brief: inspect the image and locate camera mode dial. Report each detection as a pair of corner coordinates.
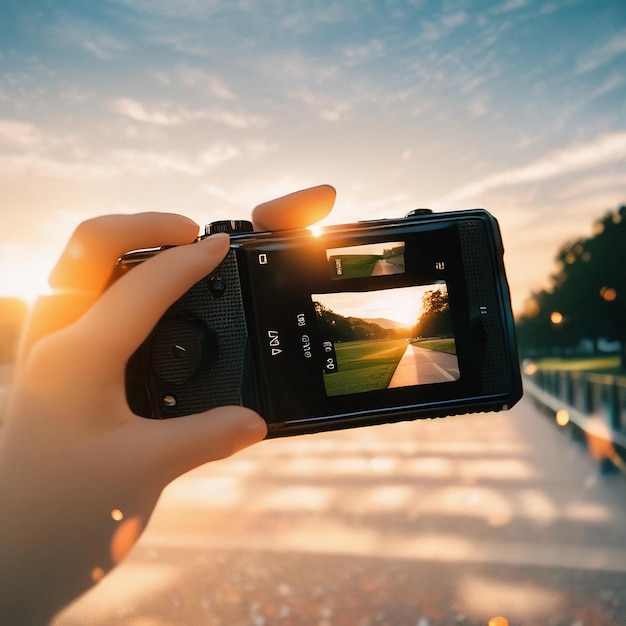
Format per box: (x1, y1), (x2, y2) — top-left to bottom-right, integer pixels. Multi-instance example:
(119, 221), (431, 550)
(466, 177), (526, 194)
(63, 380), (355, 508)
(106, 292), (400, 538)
(205, 220), (254, 236)
(405, 208), (433, 217)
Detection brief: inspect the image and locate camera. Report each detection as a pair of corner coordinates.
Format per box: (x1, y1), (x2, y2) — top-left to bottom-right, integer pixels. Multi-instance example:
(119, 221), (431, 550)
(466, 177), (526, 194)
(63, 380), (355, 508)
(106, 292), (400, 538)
(121, 208), (522, 437)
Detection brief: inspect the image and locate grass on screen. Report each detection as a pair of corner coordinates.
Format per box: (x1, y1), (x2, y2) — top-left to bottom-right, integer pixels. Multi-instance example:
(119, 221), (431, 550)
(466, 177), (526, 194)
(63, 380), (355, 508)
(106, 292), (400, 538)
(323, 338), (408, 396)
(413, 338), (457, 355)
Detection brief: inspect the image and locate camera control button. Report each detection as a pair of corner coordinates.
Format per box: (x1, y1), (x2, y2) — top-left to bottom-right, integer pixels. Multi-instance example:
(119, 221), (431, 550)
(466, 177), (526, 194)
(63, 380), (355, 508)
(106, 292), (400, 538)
(208, 275), (227, 296)
(405, 208), (432, 217)
(162, 395), (177, 408)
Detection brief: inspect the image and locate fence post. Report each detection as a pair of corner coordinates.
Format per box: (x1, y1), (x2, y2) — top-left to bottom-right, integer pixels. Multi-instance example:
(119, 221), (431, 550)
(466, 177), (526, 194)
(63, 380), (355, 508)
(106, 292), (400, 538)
(608, 380), (621, 432)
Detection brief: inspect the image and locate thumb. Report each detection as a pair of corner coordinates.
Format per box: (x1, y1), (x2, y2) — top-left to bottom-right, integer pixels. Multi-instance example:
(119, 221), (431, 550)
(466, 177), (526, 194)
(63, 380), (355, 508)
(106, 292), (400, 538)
(140, 406), (267, 482)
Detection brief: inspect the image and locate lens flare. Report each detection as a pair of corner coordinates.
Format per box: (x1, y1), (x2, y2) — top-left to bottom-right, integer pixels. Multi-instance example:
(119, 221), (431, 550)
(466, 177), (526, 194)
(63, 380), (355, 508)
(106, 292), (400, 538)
(90, 567), (105, 583)
(600, 286), (617, 302)
(110, 508), (124, 521)
(555, 409), (570, 426)
(550, 311), (563, 325)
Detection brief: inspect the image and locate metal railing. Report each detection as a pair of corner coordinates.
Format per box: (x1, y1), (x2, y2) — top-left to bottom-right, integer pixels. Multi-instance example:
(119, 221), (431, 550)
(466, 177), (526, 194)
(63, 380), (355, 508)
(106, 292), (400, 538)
(524, 368), (626, 474)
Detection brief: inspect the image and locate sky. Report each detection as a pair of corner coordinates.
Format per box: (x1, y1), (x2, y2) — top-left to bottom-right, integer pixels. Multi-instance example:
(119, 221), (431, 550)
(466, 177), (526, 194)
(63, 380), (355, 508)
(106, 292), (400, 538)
(314, 284), (440, 327)
(1, 0), (625, 313)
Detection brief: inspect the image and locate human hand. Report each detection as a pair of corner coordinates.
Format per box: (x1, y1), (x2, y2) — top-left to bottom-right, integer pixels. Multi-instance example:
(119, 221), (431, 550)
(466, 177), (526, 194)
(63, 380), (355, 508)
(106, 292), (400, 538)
(0, 185), (336, 624)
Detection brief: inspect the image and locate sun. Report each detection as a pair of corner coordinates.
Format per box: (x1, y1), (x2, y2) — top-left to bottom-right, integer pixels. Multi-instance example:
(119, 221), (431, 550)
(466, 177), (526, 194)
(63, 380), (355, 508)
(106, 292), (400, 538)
(0, 249), (53, 305)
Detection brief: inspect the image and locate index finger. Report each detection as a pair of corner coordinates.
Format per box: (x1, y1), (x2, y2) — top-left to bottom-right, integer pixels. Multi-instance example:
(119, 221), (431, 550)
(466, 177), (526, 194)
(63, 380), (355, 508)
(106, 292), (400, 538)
(77, 233), (231, 367)
(17, 213), (200, 363)
(49, 213), (199, 294)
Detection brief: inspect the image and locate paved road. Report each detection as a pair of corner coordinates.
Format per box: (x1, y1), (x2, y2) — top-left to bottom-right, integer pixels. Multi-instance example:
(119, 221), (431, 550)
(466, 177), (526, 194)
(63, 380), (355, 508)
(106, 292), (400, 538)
(54, 397), (626, 626)
(371, 259), (403, 276)
(389, 344), (459, 387)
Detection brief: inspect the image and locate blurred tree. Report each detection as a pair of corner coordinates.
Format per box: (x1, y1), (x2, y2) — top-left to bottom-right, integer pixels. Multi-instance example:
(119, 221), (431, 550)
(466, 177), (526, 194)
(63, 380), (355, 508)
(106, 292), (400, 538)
(516, 204), (626, 365)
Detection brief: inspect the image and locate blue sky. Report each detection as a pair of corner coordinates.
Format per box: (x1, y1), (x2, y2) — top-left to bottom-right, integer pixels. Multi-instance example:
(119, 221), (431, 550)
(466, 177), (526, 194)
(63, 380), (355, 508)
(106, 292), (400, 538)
(1, 0), (625, 311)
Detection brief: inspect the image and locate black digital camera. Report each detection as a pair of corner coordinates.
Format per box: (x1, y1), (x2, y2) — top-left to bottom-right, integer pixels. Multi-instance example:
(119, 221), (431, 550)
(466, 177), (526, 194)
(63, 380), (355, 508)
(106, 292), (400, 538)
(121, 208), (522, 437)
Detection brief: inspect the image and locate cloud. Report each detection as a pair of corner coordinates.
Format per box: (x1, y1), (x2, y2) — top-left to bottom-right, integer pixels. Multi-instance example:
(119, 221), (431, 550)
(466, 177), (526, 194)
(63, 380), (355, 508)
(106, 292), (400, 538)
(0, 119), (43, 148)
(0, 152), (113, 182)
(492, 0), (529, 14)
(109, 141), (273, 177)
(48, 15), (129, 60)
(588, 73), (624, 100)
(111, 0), (219, 19)
(288, 88), (352, 122)
(110, 97), (267, 128)
(110, 149), (207, 176)
(341, 40), (385, 65)
(577, 28), (626, 74)
(110, 98), (184, 126)
(177, 66), (237, 101)
(437, 132), (626, 206)
(420, 10), (468, 42)
(205, 108), (267, 129)
(468, 97), (489, 117)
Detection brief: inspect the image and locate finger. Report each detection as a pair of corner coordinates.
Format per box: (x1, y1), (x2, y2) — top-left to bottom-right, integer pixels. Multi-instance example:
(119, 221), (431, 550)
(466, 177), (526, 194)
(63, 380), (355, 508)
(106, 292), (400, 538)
(78, 233), (231, 365)
(135, 406), (267, 482)
(16, 292), (100, 366)
(251, 185), (336, 231)
(49, 213), (199, 294)
(18, 213), (200, 363)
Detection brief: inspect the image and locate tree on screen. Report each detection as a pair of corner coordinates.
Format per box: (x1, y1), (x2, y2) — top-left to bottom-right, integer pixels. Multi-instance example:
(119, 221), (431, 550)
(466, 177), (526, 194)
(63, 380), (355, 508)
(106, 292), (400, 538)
(413, 288), (452, 339)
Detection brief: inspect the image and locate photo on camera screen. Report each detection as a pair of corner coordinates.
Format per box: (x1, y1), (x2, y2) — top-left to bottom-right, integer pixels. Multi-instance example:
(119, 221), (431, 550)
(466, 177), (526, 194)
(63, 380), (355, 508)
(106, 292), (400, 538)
(326, 242), (405, 280)
(313, 282), (459, 397)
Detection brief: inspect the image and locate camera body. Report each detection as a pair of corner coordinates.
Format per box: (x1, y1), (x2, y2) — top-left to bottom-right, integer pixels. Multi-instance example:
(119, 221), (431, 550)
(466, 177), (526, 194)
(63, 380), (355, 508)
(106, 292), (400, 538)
(122, 208), (522, 437)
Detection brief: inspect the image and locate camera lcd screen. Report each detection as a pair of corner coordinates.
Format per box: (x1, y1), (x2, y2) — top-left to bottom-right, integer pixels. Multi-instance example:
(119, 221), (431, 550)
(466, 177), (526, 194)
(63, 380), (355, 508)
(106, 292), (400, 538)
(326, 242), (405, 279)
(312, 282), (459, 397)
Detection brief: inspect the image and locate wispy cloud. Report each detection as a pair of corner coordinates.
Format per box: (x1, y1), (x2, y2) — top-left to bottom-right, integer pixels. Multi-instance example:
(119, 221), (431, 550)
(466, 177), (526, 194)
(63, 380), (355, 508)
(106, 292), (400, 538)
(420, 10), (468, 41)
(436, 132), (626, 206)
(110, 98), (184, 126)
(0, 119), (42, 148)
(288, 87), (352, 122)
(48, 15), (129, 60)
(341, 40), (385, 65)
(110, 97), (267, 128)
(0, 131), (275, 183)
(0, 152), (112, 182)
(110, 146), (244, 176)
(576, 28), (626, 74)
(111, 0), (219, 19)
(492, 0), (530, 14)
(177, 66), (236, 101)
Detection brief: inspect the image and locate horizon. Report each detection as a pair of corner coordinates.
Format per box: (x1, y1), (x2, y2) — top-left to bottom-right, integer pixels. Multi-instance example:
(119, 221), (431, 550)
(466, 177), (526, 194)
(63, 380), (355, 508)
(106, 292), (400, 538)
(314, 283), (444, 328)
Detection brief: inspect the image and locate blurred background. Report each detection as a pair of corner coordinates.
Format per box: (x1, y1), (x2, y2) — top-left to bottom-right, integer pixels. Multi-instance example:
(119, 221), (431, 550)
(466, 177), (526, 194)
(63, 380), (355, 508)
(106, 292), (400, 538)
(2, 1), (626, 624)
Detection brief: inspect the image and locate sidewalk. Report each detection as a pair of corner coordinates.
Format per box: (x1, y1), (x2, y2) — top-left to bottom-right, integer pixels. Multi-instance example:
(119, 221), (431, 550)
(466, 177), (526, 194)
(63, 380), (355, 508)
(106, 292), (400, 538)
(55, 397), (626, 625)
